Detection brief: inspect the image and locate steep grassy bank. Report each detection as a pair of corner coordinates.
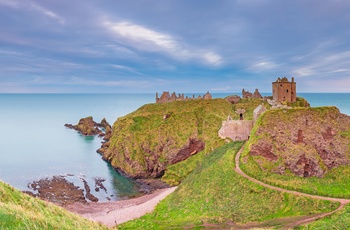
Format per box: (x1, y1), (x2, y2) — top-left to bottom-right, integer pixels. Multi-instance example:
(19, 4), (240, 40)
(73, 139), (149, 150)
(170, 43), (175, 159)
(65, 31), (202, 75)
(240, 106), (350, 198)
(0, 181), (111, 230)
(102, 98), (270, 179)
(120, 142), (337, 229)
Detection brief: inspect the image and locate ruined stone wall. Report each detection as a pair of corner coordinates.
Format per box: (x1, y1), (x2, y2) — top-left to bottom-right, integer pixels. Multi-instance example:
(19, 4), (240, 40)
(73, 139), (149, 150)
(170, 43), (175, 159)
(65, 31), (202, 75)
(218, 120), (253, 141)
(156, 91), (212, 103)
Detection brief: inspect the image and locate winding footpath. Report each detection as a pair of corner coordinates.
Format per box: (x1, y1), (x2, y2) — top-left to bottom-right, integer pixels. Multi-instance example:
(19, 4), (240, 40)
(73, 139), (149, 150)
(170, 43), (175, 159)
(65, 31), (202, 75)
(234, 144), (350, 229)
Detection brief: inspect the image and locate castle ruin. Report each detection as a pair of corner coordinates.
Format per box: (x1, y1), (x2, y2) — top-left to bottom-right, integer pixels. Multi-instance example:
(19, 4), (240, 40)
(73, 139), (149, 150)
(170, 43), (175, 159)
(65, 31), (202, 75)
(242, 89), (263, 99)
(272, 77), (296, 103)
(156, 91), (212, 103)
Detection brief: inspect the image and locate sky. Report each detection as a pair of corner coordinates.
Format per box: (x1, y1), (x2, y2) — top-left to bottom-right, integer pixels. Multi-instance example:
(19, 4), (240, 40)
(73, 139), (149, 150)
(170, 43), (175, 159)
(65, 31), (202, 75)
(0, 0), (350, 93)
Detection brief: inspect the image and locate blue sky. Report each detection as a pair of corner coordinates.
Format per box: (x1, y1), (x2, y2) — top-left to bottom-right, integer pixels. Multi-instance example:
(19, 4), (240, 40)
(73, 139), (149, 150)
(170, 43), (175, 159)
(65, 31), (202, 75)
(0, 0), (350, 93)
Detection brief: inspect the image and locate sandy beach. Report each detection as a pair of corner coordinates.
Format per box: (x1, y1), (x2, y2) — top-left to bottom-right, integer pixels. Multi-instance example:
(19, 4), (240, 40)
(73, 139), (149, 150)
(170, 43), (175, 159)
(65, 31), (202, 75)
(65, 186), (177, 227)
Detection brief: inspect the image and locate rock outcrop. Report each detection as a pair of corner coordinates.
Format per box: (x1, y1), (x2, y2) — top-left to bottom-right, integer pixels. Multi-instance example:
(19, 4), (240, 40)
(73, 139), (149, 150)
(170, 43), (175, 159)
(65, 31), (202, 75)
(65, 117), (111, 137)
(247, 107), (350, 177)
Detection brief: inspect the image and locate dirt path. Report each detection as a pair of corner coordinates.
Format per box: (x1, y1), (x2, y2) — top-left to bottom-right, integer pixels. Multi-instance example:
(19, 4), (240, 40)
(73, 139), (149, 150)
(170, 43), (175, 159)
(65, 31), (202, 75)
(234, 144), (350, 228)
(66, 187), (177, 227)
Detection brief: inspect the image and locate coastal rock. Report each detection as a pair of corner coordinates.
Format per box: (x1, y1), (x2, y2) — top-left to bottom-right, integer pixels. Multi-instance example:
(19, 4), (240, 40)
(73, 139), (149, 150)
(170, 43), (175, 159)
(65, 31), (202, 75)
(248, 107), (350, 178)
(65, 116), (103, 136)
(26, 176), (86, 206)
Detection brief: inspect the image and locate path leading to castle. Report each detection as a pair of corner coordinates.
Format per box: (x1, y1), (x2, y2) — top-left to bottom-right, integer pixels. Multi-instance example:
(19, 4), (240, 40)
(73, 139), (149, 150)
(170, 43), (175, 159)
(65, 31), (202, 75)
(234, 144), (350, 228)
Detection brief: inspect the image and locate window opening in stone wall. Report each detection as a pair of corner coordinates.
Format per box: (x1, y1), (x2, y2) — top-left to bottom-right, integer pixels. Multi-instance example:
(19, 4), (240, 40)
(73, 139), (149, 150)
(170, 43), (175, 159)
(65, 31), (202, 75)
(240, 113), (243, 120)
(286, 89), (289, 92)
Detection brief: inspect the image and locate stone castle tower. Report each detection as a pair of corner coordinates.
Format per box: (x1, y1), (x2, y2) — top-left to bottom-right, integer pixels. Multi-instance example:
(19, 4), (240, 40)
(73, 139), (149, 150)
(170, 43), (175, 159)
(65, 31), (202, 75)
(272, 77), (296, 103)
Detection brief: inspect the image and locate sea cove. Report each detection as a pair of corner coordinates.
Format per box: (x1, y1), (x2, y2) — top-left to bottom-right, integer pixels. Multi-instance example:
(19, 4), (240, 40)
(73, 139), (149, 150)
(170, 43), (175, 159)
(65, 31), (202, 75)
(0, 93), (349, 202)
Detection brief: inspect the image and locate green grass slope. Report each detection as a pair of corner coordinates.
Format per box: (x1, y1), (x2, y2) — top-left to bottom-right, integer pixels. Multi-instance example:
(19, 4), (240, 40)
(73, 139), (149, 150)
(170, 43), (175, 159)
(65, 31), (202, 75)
(120, 142), (338, 229)
(104, 98), (271, 179)
(240, 106), (350, 198)
(298, 204), (350, 229)
(0, 181), (111, 230)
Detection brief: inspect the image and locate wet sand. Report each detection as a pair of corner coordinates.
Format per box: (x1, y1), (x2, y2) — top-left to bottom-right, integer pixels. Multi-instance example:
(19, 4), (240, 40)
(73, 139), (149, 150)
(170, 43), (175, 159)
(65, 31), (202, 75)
(65, 186), (177, 227)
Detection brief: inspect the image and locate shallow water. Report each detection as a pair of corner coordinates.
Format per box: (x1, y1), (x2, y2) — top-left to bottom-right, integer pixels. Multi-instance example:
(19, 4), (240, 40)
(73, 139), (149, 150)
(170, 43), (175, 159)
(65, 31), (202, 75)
(0, 94), (154, 201)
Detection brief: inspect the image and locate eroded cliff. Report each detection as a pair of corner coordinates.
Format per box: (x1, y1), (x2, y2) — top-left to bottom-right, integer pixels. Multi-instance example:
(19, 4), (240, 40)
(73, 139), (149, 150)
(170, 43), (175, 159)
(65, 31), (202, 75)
(99, 99), (239, 178)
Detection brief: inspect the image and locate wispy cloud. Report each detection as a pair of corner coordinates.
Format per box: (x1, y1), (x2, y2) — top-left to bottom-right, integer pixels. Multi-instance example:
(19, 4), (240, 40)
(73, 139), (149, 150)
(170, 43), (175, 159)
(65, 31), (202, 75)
(111, 64), (143, 75)
(249, 60), (278, 71)
(293, 50), (350, 78)
(103, 20), (223, 66)
(0, 0), (65, 24)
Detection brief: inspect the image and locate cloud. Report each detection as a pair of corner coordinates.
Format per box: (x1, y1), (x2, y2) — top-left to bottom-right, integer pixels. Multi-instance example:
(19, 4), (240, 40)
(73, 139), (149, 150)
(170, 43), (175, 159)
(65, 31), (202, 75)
(103, 20), (222, 66)
(249, 60), (277, 71)
(0, 0), (65, 24)
(111, 64), (143, 75)
(292, 50), (350, 78)
(29, 2), (65, 24)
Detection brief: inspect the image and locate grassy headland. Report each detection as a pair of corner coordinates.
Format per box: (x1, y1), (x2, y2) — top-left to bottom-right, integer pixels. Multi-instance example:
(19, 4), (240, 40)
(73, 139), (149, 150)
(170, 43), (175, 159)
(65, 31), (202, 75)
(0, 181), (111, 230)
(103, 98), (271, 179)
(120, 142), (338, 229)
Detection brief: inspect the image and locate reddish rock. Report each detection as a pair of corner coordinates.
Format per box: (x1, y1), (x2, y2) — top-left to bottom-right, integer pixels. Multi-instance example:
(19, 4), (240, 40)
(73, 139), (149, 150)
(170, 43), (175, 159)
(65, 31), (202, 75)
(170, 138), (205, 164)
(248, 107), (350, 178)
(65, 116), (102, 136)
(250, 141), (278, 161)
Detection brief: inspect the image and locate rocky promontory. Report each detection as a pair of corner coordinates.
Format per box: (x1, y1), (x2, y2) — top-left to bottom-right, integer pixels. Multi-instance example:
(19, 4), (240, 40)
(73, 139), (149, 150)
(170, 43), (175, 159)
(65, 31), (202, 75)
(99, 99), (238, 179)
(65, 116), (111, 137)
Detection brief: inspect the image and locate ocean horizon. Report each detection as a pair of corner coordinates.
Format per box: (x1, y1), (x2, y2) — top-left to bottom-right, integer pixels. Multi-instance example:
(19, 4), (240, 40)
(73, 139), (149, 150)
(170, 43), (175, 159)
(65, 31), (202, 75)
(0, 93), (349, 201)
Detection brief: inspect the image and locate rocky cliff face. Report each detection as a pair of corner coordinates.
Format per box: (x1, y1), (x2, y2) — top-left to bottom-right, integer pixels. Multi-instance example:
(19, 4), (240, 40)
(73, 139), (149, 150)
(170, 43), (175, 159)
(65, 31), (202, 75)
(99, 99), (235, 179)
(247, 107), (350, 178)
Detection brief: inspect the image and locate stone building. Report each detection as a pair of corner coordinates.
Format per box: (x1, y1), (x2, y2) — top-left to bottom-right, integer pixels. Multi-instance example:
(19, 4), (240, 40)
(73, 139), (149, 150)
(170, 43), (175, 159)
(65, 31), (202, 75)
(218, 105), (266, 141)
(272, 77), (296, 103)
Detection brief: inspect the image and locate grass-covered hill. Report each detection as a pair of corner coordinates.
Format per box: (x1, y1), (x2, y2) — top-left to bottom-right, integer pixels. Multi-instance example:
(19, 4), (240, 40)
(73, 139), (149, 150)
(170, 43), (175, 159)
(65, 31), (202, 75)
(120, 142), (338, 229)
(0, 180), (112, 230)
(102, 98), (271, 179)
(240, 106), (350, 198)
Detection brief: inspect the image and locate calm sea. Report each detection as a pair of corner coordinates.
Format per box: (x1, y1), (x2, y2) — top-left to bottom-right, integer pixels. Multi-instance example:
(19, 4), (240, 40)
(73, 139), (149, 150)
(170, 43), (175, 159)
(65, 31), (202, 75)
(0, 93), (349, 201)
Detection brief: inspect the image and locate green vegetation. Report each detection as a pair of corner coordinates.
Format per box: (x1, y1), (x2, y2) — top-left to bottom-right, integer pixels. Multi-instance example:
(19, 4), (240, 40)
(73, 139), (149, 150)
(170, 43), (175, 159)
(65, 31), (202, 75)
(240, 106), (350, 198)
(162, 150), (207, 186)
(298, 204), (350, 229)
(104, 98), (273, 178)
(120, 142), (338, 229)
(0, 181), (111, 230)
(291, 96), (310, 107)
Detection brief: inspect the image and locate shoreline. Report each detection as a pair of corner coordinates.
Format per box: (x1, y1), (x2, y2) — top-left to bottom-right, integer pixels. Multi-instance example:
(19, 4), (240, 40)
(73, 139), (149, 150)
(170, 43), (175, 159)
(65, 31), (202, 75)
(65, 186), (177, 227)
